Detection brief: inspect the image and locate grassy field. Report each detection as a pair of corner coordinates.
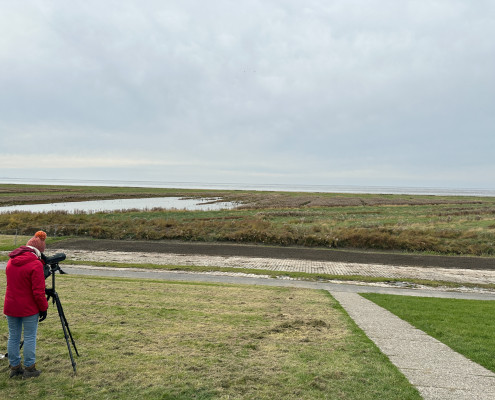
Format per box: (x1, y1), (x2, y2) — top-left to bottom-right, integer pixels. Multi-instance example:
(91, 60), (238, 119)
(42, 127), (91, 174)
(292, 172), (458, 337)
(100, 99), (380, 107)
(362, 293), (495, 373)
(0, 275), (421, 399)
(0, 234), (64, 252)
(0, 234), (32, 251)
(1, 184), (495, 256)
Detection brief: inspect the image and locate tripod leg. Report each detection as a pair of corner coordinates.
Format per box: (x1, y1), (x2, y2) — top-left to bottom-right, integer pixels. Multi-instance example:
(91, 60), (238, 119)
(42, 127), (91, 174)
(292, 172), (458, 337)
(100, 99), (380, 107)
(54, 296), (79, 357)
(52, 292), (78, 374)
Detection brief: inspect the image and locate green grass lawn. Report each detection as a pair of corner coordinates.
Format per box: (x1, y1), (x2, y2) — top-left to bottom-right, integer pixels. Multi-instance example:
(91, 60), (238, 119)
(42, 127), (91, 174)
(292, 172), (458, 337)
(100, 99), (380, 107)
(0, 234), (66, 253)
(0, 275), (421, 399)
(362, 293), (495, 373)
(0, 234), (33, 251)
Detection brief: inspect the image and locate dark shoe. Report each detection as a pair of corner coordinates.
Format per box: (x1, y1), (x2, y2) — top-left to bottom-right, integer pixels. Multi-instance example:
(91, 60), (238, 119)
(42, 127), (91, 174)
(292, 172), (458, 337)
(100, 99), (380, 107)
(9, 364), (24, 378)
(23, 364), (41, 379)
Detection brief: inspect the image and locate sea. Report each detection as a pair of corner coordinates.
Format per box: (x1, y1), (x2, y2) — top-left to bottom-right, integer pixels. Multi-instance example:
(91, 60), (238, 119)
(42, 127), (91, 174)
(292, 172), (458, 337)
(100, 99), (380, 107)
(1, 177), (495, 197)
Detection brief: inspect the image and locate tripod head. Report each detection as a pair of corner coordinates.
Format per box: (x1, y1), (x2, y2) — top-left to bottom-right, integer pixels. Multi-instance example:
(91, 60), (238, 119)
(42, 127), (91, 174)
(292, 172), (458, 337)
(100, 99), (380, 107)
(43, 253), (67, 279)
(43, 253), (67, 301)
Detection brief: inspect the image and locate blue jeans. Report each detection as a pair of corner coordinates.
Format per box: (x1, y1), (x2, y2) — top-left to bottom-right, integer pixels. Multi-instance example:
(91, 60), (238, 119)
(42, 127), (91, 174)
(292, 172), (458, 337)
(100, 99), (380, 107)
(6, 314), (39, 368)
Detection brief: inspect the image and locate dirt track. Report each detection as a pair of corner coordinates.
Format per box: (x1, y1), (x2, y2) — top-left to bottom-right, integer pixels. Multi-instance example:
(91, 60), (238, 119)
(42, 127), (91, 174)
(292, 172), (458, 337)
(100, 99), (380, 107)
(50, 238), (495, 271)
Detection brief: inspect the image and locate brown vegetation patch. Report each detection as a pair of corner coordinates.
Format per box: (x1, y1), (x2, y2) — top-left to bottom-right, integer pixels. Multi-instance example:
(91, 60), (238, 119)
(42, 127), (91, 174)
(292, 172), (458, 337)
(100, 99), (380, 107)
(437, 207), (495, 216)
(0, 186), (69, 194)
(234, 193), (484, 209)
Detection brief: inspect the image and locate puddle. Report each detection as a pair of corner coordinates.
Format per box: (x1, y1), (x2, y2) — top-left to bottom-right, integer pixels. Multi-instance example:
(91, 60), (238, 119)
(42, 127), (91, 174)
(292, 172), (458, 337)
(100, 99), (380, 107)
(0, 197), (238, 213)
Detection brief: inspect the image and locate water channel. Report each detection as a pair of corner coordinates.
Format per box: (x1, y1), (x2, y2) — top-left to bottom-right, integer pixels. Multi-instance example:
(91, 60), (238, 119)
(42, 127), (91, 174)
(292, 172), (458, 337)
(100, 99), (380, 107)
(0, 197), (238, 214)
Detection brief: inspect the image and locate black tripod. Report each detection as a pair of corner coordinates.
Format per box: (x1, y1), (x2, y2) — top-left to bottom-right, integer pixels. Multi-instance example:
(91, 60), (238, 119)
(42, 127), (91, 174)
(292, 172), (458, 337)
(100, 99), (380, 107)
(44, 254), (79, 374)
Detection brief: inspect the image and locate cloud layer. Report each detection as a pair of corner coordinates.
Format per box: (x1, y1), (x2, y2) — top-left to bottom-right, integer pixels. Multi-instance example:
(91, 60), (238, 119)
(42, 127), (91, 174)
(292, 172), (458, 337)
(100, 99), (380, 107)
(1, 1), (494, 188)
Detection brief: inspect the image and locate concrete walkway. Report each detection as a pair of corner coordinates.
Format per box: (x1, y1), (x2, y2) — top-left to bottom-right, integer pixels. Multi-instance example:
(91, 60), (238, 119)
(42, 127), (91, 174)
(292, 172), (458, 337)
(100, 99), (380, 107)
(332, 291), (495, 400)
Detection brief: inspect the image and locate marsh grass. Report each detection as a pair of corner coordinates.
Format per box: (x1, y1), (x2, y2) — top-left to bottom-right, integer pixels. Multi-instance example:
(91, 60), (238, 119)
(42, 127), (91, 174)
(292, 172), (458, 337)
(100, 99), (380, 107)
(2, 184), (495, 256)
(362, 294), (495, 373)
(0, 276), (421, 399)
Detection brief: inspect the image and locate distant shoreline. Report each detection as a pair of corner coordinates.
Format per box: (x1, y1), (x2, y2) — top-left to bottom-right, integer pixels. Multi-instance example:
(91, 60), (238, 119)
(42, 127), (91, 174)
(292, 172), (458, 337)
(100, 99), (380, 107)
(1, 178), (495, 197)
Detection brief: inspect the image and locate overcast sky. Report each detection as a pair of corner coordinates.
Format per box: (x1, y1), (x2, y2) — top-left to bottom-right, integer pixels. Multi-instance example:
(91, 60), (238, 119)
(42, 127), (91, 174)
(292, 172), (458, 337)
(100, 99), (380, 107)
(1, 0), (494, 190)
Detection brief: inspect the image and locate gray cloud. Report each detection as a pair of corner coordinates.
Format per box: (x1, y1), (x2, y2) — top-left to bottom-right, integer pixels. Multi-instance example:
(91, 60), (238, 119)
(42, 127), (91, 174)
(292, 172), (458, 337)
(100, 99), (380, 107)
(1, 0), (494, 188)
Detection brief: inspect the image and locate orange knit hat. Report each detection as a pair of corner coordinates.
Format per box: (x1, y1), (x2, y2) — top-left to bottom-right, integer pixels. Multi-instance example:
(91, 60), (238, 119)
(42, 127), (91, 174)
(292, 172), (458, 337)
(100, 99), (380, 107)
(26, 231), (47, 253)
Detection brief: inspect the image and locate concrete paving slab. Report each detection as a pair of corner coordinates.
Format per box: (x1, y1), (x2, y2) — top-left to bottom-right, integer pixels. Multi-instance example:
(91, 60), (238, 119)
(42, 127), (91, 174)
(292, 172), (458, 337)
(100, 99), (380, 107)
(404, 370), (495, 392)
(331, 291), (495, 400)
(416, 386), (493, 400)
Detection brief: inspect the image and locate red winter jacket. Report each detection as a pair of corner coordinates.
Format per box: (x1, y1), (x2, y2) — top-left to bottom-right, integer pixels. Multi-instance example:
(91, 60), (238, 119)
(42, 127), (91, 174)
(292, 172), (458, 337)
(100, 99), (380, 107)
(3, 246), (49, 317)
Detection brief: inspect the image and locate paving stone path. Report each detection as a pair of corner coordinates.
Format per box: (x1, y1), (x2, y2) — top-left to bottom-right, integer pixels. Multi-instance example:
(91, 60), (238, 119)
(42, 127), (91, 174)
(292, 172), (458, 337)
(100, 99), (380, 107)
(54, 249), (495, 286)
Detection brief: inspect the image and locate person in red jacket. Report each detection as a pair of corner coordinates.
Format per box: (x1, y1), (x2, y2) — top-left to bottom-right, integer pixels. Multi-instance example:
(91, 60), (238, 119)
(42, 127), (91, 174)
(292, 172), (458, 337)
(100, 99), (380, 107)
(4, 231), (49, 379)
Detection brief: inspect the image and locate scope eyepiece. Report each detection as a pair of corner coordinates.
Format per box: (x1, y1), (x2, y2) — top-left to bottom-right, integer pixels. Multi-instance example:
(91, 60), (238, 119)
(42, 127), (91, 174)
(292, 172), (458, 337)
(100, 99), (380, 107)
(45, 253), (66, 265)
